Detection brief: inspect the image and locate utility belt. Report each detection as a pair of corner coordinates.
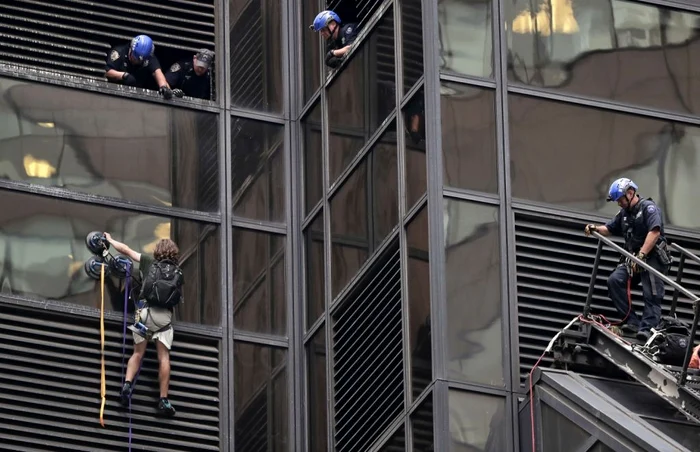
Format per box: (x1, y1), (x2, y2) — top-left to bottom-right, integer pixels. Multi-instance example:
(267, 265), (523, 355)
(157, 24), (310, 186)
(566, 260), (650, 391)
(622, 240), (673, 269)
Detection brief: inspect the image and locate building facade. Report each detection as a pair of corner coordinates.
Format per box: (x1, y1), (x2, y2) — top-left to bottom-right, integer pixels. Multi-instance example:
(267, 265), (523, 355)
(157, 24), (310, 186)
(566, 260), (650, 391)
(1, 0), (700, 450)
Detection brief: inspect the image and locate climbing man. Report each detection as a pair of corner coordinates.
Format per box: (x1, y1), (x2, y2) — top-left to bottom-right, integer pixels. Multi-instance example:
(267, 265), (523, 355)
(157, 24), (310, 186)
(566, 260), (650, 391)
(309, 10), (359, 69)
(584, 178), (672, 341)
(104, 232), (183, 416)
(105, 34), (174, 99)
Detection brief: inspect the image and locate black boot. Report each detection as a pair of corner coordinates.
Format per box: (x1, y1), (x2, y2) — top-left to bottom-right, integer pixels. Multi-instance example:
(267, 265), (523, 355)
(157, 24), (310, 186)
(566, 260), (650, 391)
(157, 397), (176, 417)
(119, 381), (133, 406)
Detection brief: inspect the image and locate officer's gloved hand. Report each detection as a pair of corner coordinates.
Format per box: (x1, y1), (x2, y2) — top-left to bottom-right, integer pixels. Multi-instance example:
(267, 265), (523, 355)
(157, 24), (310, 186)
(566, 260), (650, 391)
(159, 85), (173, 100)
(584, 224), (597, 237)
(121, 72), (137, 86)
(408, 130), (423, 145)
(630, 251), (647, 274)
(172, 88), (185, 98)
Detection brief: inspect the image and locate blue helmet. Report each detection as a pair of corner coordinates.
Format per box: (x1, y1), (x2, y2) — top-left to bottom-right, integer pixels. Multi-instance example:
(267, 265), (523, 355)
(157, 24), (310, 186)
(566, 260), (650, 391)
(130, 35), (154, 62)
(309, 10), (341, 31)
(607, 177), (638, 202)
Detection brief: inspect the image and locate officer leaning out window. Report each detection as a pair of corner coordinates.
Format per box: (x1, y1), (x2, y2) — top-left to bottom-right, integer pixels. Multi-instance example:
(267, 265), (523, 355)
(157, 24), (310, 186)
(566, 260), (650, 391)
(164, 49), (214, 100)
(309, 10), (359, 69)
(105, 34), (174, 100)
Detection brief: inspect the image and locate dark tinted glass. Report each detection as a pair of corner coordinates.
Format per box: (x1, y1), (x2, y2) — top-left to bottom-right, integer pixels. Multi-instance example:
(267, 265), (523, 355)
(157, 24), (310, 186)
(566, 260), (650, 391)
(302, 0), (322, 103)
(303, 102), (323, 215)
(541, 403), (590, 452)
(444, 199), (503, 386)
(404, 86), (427, 209)
(328, 10), (396, 183)
(644, 419), (700, 452)
(0, 188), (220, 324)
(234, 343), (288, 451)
(401, 0), (424, 93)
(306, 326), (327, 451)
(229, 0), (283, 113)
(330, 128), (398, 297)
(509, 94), (700, 229)
(406, 205), (431, 399)
(438, 0), (494, 78)
(449, 390), (506, 451)
(411, 392), (435, 451)
(231, 118), (285, 223)
(507, 0), (700, 115)
(0, 76), (219, 212)
(441, 82), (498, 193)
(305, 212), (325, 328)
(232, 229), (286, 335)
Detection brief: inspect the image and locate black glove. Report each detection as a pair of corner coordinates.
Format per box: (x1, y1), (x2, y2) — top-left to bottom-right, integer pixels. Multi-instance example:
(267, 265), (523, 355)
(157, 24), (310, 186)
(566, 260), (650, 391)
(326, 50), (342, 68)
(630, 251), (647, 274)
(584, 224), (597, 237)
(159, 86), (173, 100)
(121, 72), (137, 86)
(408, 130), (423, 145)
(172, 88), (185, 98)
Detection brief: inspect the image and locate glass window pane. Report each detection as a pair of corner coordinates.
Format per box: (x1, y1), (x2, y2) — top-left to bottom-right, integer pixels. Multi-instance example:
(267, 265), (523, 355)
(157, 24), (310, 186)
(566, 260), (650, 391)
(442, 82), (498, 193)
(0, 188), (220, 325)
(229, 0), (283, 113)
(306, 326), (327, 452)
(401, 0), (424, 93)
(0, 76), (219, 212)
(302, 0), (322, 103)
(328, 9), (396, 183)
(234, 343), (288, 451)
(449, 390), (506, 451)
(404, 86), (427, 210)
(509, 94), (700, 230)
(303, 102), (323, 215)
(540, 403), (590, 452)
(412, 392), (435, 451)
(305, 212), (325, 328)
(507, 0), (700, 116)
(438, 0), (494, 78)
(444, 199), (503, 386)
(232, 229), (286, 335)
(407, 205), (431, 399)
(231, 118), (285, 223)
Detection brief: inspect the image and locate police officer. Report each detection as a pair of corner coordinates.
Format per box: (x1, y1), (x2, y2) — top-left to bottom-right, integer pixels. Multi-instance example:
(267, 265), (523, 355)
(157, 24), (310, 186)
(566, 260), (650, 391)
(105, 34), (173, 99)
(309, 10), (359, 69)
(584, 178), (672, 341)
(165, 49), (213, 100)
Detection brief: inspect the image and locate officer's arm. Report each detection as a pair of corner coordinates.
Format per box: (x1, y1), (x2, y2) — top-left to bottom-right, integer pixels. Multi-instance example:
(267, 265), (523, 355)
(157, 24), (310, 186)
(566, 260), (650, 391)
(640, 204), (663, 255)
(104, 233), (142, 263)
(153, 68), (169, 88)
(640, 228), (661, 256)
(595, 225), (611, 236)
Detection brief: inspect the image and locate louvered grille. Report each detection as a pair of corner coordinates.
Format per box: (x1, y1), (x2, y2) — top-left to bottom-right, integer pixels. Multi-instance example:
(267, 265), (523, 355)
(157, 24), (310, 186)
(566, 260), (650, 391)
(401, 0), (423, 92)
(515, 211), (700, 384)
(332, 242), (404, 452)
(0, 0), (215, 79)
(380, 426), (405, 451)
(229, 0), (263, 110)
(412, 393), (434, 452)
(327, 0), (385, 30)
(0, 302), (220, 451)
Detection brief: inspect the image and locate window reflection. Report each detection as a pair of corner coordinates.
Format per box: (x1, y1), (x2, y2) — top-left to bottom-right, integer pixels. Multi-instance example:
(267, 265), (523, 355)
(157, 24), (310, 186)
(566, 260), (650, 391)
(441, 82), (498, 193)
(232, 229), (286, 336)
(306, 326), (327, 451)
(449, 390), (506, 452)
(231, 118), (285, 223)
(507, 0), (700, 115)
(0, 76), (219, 212)
(229, 0), (283, 113)
(303, 102), (323, 215)
(305, 212), (325, 328)
(509, 94), (700, 231)
(234, 343), (288, 451)
(0, 188), (220, 325)
(404, 86), (427, 209)
(438, 0), (494, 78)
(328, 9), (396, 183)
(444, 199), (503, 386)
(412, 392), (435, 451)
(401, 0), (424, 93)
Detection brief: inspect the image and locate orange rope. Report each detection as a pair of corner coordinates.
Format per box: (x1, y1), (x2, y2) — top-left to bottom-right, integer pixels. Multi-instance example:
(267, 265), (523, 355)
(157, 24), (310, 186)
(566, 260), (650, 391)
(99, 263), (106, 427)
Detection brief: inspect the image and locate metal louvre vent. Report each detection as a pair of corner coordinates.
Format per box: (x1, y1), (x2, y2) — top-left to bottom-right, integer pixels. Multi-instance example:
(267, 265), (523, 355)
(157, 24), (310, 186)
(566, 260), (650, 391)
(0, 302), (220, 451)
(229, 0), (263, 110)
(332, 241), (404, 452)
(328, 0), (384, 30)
(400, 0), (423, 90)
(515, 211), (700, 384)
(0, 0), (215, 79)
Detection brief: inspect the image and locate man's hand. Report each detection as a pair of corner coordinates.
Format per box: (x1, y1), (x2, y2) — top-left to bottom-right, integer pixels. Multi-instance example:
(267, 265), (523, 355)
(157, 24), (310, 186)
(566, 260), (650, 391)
(121, 72), (137, 86)
(159, 85), (173, 99)
(584, 224), (597, 237)
(630, 251), (647, 273)
(172, 88), (185, 98)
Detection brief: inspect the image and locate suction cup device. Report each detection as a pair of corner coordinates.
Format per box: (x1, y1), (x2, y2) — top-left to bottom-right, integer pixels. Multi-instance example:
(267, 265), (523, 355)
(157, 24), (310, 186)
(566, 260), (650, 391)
(84, 255), (110, 280)
(109, 254), (134, 278)
(86, 231), (109, 256)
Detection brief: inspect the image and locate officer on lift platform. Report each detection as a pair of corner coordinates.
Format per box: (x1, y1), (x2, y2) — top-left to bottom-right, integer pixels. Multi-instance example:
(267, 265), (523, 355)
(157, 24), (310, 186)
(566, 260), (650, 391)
(584, 178), (672, 342)
(165, 49), (214, 100)
(105, 34), (173, 99)
(309, 10), (359, 69)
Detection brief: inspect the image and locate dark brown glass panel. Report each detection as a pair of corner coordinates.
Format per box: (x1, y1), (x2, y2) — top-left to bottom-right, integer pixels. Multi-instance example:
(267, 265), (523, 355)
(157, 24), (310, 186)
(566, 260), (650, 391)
(328, 9), (396, 183)
(401, 0), (424, 93)
(541, 403), (590, 452)
(438, 0), (494, 78)
(234, 343), (288, 451)
(231, 118), (285, 223)
(306, 326), (327, 451)
(449, 391), (507, 451)
(230, 0), (283, 113)
(406, 205), (431, 399)
(302, 0), (322, 103)
(303, 102), (323, 215)
(0, 188), (220, 324)
(507, 0), (700, 115)
(444, 199), (503, 386)
(509, 94), (700, 229)
(232, 229), (286, 335)
(404, 86), (427, 209)
(305, 212), (325, 328)
(411, 392), (435, 451)
(441, 82), (498, 193)
(0, 76), (219, 212)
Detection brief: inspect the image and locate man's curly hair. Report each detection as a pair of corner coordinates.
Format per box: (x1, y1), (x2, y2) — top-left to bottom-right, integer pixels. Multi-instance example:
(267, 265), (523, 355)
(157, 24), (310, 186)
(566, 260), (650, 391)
(153, 239), (179, 263)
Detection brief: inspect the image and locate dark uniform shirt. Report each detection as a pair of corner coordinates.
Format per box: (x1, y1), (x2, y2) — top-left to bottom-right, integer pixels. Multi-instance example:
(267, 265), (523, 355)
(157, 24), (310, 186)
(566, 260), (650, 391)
(605, 196), (666, 254)
(105, 44), (161, 89)
(165, 59), (211, 100)
(326, 23), (359, 68)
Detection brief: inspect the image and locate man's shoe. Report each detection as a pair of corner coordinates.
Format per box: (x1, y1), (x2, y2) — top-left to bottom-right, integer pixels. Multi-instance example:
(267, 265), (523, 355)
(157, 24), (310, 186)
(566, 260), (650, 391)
(158, 398), (176, 417)
(620, 323), (639, 337)
(637, 330), (652, 342)
(119, 381), (133, 407)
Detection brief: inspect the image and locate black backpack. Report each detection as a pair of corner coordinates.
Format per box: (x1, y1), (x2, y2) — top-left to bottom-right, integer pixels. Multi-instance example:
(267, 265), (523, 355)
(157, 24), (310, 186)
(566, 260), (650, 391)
(140, 259), (184, 309)
(650, 316), (691, 366)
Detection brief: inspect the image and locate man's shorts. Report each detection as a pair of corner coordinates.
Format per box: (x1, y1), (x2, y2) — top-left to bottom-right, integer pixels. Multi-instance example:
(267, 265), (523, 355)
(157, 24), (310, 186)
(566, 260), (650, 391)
(133, 307), (174, 350)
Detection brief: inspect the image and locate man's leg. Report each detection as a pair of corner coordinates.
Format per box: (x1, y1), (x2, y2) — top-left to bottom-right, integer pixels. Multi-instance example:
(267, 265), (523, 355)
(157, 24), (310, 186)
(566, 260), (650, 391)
(607, 264), (638, 329)
(120, 340), (147, 406)
(639, 267), (665, 338)
(155, 339), (176, 416)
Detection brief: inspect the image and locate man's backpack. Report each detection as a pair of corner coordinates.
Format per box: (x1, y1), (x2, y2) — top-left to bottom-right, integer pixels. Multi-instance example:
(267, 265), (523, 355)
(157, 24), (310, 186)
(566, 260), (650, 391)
(650, 316), (692, 366)
(140, 259), (184, 309)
